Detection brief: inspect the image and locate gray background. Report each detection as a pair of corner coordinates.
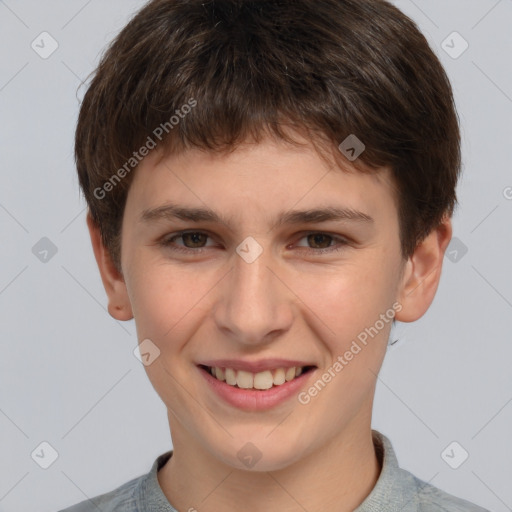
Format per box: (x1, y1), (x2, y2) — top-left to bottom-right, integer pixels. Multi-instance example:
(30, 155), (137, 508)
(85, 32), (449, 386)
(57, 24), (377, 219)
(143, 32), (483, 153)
(0, 0), (511, 511)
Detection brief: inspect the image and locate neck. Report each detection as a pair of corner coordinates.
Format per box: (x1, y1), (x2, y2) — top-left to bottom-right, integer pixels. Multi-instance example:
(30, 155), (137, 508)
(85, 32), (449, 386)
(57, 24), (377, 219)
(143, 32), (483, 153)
(158, 417), (381, 512)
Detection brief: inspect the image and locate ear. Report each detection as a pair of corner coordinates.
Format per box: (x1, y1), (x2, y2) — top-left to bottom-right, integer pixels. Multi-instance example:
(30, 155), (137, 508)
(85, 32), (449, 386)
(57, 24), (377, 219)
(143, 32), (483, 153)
(395, 215), (452, 323)
(86, 212), (133, 321)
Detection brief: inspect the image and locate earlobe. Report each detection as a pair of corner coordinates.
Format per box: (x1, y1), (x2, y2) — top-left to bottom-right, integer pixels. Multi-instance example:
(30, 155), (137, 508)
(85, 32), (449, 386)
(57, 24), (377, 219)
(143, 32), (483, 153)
(395, 216), (453, 323)
(86, 212), (134, 321)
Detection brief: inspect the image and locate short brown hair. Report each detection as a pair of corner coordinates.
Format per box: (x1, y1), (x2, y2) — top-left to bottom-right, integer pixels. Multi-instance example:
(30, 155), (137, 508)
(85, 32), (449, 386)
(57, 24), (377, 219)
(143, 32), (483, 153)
(75, 0), (461, 272)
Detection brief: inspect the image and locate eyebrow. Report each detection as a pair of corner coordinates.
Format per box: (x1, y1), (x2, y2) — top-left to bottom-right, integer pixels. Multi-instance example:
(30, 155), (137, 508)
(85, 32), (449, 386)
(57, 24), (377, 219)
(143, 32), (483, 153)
(140, 203), (374, 230)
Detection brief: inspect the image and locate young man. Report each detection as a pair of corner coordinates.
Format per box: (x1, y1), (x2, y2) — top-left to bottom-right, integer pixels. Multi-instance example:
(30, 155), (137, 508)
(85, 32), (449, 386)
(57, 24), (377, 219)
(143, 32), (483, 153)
(60, 0), (489, 510)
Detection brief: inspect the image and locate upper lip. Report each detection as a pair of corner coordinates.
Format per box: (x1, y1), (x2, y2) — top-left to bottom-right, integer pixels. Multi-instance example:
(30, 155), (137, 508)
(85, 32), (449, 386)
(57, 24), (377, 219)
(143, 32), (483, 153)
(198, 359), (316, 373)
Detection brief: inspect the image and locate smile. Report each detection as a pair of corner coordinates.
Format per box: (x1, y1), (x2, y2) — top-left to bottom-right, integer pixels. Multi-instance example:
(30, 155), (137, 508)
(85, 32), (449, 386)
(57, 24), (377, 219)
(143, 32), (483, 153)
(197, 361), (317, 411)
(202, 365), (315, 390)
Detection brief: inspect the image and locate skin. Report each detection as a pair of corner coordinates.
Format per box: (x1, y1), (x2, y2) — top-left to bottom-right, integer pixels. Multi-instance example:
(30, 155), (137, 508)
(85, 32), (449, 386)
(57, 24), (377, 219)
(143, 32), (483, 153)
(88, 134), (452, 512)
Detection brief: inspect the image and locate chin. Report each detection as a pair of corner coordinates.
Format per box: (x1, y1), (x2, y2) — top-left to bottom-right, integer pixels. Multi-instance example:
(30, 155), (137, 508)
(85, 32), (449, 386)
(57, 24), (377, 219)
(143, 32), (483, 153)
(208, 430), (310, 473)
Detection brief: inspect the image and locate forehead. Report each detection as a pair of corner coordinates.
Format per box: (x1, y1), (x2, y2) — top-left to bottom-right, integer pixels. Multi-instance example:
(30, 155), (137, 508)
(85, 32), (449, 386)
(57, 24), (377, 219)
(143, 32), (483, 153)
(124, 136), (398, 230)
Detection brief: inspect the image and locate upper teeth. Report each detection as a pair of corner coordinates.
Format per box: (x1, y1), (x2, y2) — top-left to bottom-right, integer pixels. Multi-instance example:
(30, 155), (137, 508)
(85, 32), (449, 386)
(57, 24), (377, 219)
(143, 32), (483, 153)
(210, 366), (304, 390)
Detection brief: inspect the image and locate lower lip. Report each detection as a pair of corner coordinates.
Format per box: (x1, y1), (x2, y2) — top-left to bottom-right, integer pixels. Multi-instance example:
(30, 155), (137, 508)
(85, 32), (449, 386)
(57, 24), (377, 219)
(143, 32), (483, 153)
(198, 366), (315, 411)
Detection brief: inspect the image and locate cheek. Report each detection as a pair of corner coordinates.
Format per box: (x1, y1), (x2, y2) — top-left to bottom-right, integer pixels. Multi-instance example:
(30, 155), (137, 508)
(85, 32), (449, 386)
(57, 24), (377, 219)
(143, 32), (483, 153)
(126, 261), (223, 361)
(295, 260), (395, 345)
(301, 261), (395, 415)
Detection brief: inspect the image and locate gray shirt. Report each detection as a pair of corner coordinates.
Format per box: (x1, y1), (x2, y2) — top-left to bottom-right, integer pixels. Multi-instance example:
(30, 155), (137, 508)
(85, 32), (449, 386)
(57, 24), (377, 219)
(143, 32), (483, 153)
(58, 430), (490, 511)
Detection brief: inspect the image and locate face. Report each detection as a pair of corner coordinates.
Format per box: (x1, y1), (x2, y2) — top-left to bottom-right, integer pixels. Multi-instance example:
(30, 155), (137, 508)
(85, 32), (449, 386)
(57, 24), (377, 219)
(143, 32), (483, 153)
(93, 135), (449, 472)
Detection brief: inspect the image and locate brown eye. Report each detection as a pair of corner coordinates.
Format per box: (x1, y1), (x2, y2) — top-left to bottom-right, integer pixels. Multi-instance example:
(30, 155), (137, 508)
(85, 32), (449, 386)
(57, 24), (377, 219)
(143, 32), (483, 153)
(294, 232), (350, 255)
(306, 233), (334, 249)
(180, 232), (209, 248)
(160, 231), (214, 253)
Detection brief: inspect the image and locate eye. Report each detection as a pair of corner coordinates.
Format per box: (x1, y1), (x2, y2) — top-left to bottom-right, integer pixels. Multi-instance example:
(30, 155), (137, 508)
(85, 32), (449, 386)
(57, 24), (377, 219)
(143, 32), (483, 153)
(159, 230), (349, 255)
(293, 232), (349, 254)
(159, 231), (216, 253)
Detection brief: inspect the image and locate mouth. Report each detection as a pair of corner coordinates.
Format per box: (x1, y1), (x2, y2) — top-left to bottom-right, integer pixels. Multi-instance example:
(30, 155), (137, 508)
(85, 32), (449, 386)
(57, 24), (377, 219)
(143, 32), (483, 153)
(198, 364), (317, 391)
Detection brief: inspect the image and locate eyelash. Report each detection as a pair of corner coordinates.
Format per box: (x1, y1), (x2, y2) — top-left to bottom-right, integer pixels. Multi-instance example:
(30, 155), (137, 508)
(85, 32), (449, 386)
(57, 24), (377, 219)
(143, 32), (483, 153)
(158, 231), (350, 255)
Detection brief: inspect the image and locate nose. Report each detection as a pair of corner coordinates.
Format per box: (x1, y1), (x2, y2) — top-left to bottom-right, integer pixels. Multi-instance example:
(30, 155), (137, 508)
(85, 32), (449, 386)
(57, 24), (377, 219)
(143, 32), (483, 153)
(213, 241), (294, 347)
